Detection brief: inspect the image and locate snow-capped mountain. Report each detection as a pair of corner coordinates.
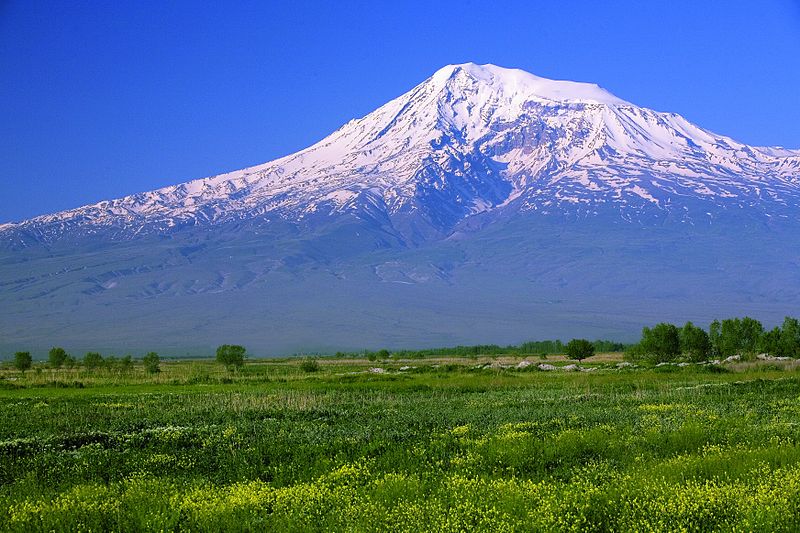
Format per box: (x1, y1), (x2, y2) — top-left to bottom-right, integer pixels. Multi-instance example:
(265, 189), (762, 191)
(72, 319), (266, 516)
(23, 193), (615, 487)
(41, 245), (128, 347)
(4, 63), (799, 247)
(2, 63), (799, 356)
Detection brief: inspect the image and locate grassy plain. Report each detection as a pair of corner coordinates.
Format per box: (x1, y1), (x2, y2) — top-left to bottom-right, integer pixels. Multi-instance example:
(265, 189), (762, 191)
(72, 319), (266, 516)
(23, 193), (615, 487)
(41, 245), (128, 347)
(2, 355), (800, 531)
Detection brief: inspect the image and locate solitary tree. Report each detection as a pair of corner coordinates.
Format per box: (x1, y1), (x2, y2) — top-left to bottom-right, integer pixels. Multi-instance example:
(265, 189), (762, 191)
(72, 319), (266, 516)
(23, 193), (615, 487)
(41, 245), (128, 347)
(142, 352), (160, 374)
(565, 339), (595, 362)
(14, 351), (32, 374)
(48, 347), (68, 368)
(216, 345), (247, 371)
(376, 349), (391, 360)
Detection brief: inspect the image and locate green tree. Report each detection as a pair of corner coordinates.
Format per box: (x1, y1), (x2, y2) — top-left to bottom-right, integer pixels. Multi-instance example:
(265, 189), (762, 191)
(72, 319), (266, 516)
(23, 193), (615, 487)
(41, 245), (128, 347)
(639, 323), (681, 363)
(14, 351), (32, 373)
(376, 349), (391, 360)
(718, 318), (741, 357)
(709, 319), (722, 357)
(565, 339), (595, 362)
(679, 322), (710, 362)
(779, 316), (800, 357)
(759, 327), (782, 356)
(216, 345), (246, 371)
(623, 343), (646, 362)
(48, 347), (68, 368)
(739, 317), (764, 355)
(709, 317), (765, 358)
(713, 317), (764, 358)
(142, 352), (160, 374)
(83, 352), (104, 370)
(592, 340), (628, 353)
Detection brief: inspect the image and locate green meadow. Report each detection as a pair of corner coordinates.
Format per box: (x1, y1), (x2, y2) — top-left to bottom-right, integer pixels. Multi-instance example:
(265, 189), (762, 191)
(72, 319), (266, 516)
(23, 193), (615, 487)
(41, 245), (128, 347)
(3, 357), (800, 531)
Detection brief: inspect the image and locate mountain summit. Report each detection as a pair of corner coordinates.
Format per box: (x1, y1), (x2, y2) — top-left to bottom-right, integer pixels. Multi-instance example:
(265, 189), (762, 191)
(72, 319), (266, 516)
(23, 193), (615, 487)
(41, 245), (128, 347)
(4, 63), (798, 247)
(2, 64), (799, 354)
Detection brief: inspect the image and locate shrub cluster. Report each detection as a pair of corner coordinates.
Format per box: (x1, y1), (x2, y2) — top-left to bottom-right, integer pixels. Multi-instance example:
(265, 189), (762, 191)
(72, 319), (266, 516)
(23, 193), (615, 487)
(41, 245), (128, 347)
(299, 357), (320, 372)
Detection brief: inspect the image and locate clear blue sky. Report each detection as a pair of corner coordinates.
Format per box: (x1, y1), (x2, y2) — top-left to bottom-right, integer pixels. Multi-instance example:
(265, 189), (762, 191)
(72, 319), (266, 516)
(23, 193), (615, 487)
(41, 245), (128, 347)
(2, 0), (799, 223)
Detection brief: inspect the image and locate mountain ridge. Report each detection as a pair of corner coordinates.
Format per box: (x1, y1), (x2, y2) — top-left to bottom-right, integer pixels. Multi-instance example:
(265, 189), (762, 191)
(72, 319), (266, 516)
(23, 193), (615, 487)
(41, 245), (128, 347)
(4, 63), (799, 249)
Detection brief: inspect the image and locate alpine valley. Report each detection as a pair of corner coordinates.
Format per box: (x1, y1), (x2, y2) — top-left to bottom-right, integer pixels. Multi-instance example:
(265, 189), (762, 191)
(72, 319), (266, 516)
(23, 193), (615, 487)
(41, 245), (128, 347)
(2, 63), (799, 355)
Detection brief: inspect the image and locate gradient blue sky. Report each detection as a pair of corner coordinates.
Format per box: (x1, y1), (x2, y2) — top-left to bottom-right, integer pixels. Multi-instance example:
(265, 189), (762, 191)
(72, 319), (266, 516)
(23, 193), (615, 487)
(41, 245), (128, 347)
(2, 0), (799, 222)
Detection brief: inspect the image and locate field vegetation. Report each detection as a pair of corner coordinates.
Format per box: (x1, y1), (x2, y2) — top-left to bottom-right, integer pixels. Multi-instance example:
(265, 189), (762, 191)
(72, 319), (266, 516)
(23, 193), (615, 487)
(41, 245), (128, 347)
(3, 340), (800, 531)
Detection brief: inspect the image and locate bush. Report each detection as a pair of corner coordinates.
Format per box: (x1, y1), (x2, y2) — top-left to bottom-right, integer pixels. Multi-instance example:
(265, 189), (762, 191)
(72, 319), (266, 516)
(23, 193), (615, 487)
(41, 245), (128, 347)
(216, 345), (246, 371)
(142, 352), (160, 374)
(299, 357), (320, 373)
(701, 364), (729, 374)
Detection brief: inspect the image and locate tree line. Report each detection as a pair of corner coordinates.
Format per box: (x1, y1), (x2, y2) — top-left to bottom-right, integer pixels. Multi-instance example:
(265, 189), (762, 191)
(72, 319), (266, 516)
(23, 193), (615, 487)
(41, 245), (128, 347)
(10, 348), (162, 374)
(9, 319), (792, 373)
(333, 339), (628, 360)
(6, 345), (250, 375)
(626, 316), (800, 363)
